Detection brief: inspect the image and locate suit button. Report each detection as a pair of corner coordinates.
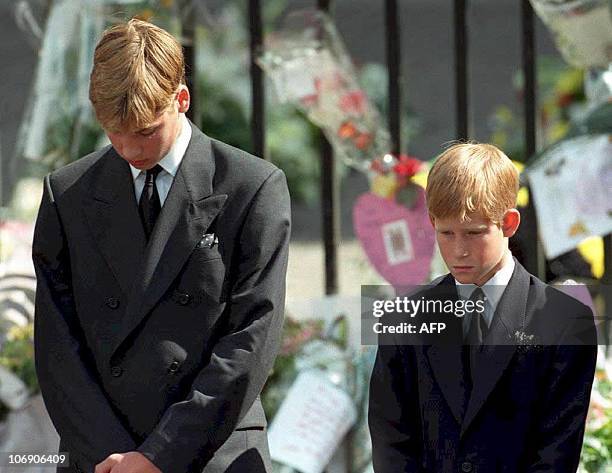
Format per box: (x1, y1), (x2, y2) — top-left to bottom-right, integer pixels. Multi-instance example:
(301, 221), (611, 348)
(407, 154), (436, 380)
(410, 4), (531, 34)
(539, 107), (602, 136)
(178, 293), (191, 305)
(168, 361), (180, 373)
(110, 366), (123, 377)
(106, 297), (120, 309)
(461, 461), (473, 472)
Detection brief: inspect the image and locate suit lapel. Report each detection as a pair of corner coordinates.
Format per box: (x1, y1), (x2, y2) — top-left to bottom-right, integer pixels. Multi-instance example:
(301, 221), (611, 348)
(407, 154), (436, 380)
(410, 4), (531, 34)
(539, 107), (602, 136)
(111, 124), (227, 359)
(460, 260), (530, 435)
(424, 274), (467, 425)
(84, 147), (147, 296)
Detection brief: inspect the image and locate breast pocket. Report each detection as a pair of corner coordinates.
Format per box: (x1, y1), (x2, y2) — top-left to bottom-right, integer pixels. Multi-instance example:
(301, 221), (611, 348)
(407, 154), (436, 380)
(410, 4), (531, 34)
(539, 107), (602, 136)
(178, 246), (227, 305)
(192, 243), (223, 263)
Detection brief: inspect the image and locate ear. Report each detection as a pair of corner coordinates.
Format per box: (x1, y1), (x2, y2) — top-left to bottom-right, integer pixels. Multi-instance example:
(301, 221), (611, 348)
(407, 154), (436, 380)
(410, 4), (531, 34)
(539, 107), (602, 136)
(428, 214), (436, 229)
(501, 209), (520, 237)
(176, 85), (190, 114)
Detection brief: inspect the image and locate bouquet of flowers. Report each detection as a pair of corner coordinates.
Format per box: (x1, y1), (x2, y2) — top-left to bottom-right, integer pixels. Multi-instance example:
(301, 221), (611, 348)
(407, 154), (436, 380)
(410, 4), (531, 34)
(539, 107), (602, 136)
(530, 0), (612, 68)
(368, 153), (426, 207)
(257, 9), (390, 172)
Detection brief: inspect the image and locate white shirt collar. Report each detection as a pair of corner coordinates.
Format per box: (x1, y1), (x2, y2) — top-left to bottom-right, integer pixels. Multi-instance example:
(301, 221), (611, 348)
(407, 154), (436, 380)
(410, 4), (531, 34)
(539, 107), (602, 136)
(455, 251), (515, 312)
(129, 113), (192, 180)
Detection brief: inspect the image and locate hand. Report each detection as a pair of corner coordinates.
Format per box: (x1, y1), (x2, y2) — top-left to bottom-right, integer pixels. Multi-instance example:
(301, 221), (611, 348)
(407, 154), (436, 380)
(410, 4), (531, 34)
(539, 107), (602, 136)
(95, 452), (161, 473)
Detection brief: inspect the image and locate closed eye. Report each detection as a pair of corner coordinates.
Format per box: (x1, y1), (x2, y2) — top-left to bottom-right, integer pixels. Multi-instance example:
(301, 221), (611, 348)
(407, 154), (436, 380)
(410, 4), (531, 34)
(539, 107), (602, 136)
(140, 127), (159, 137)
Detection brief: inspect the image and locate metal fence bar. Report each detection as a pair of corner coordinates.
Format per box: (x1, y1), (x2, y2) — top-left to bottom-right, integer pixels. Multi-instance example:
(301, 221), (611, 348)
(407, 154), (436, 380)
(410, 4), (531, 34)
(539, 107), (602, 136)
(521, 0), (536, 158)
(603, 234), (612, 351)
(454, 0), (468, 140)
(385, 0), (401, 155)
(520, 0), (546, 279)
(249, 0), (266, 159)
(317, 0), (340, 296)
(183, 13), (197, 126)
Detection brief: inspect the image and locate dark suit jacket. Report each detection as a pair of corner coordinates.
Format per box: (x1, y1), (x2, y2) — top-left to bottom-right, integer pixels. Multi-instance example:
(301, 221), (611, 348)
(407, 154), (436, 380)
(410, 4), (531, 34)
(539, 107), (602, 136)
(32, 122), (291, 473)
(368, 260), (597, 473)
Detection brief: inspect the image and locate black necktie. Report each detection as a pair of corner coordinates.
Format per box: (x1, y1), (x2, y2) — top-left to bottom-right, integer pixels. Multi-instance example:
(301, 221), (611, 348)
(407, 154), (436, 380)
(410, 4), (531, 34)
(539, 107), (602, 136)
(465, 287), (487, 345)
(138, 165), (163, 240)
(462, 287), (487, 408)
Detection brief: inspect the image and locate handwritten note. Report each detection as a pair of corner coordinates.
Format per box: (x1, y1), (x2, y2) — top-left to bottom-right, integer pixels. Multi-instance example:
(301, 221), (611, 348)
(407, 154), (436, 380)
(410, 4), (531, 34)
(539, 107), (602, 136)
(268, 370), (357, 473)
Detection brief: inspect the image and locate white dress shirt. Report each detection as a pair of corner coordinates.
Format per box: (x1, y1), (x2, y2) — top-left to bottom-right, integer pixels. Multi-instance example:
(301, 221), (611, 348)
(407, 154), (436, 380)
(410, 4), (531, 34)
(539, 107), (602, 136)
(129, 113), (192, 205)
(455, 251), (515, 333)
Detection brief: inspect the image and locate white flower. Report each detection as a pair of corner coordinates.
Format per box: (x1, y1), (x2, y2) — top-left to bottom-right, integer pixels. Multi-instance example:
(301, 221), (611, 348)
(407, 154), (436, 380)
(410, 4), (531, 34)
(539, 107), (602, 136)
(512, 330), (536, 344)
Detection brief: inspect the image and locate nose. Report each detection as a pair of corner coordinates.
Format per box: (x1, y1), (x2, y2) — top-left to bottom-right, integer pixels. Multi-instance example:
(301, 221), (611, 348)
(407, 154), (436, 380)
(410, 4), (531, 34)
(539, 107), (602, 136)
(114, 136), (141, 160)
(453, 239), (469, 258)
(121, 143), (141, 160)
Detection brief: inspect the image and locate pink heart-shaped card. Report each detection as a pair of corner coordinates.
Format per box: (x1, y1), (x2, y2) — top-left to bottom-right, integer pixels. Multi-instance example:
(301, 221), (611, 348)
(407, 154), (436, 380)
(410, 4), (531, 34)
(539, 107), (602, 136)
(353, 189), (435, 288)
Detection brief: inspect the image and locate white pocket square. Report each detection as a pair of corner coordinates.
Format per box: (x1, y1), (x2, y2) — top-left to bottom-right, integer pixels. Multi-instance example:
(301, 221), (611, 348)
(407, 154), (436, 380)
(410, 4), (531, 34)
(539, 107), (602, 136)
(198, 233), (218, 248)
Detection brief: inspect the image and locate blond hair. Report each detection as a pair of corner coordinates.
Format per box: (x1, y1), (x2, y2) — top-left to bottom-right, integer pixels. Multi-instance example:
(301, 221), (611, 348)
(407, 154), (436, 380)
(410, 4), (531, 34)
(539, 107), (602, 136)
(426, 142), (519, 224)
(89, 18), (185, 132)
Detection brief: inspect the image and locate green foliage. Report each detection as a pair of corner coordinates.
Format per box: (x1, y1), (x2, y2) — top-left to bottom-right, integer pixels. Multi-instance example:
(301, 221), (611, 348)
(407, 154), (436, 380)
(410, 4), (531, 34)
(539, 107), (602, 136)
(0, 324), (38, 421)
(0, 324), (38, 395)
(581, 370), (612, 472)
(582, 415), (612, 472)
(267, 106), (322, 204)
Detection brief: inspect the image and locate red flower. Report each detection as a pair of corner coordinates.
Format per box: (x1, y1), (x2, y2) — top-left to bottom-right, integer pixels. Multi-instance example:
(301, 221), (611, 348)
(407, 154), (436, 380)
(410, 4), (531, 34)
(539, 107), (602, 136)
(354, 132), (373, 150)
(339, 90), (367, 115)
(300, 93), (318, 107)
(393, 154), (422, 178)
(556, 93), (574, 108)
(370, 158), (385, 174)
(338, 121), (357, 139)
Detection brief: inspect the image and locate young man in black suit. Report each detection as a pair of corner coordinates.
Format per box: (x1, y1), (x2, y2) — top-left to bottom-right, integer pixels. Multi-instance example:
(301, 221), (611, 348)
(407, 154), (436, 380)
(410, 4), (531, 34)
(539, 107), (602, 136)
(368, 143), (597, 472)
(32, 19), (290, 473)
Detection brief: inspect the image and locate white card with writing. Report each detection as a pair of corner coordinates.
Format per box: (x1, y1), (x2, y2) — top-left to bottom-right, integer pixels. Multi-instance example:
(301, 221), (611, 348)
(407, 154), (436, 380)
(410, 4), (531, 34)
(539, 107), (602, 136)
(526, 134), (612, 259)
(268, 369), (357, 473)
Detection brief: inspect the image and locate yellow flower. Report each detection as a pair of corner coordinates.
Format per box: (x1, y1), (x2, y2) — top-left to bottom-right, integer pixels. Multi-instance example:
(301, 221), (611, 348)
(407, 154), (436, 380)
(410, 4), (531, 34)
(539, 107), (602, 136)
(371, 174), (399, 199)
(517, 187), (529, 207)
(578, 237), (604, 279)
(412, 168), (428, 190)
(5, 324), (33, 342)
(548, 121), (570, 143)
(554, 69), (583, 96)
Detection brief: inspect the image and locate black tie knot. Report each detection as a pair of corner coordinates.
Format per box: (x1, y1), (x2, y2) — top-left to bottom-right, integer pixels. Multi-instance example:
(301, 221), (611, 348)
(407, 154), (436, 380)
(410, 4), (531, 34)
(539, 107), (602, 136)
(139, 165), (163, 240)
(466, 287), (487, 344)
(144, 165), (163, 184)
(469, 287), (486, 306)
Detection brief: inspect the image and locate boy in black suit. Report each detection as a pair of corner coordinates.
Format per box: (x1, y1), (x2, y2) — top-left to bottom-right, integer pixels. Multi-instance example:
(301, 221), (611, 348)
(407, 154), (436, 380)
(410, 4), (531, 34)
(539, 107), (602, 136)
(32, 19), (290, 473)
(368, 143), (597, 472)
